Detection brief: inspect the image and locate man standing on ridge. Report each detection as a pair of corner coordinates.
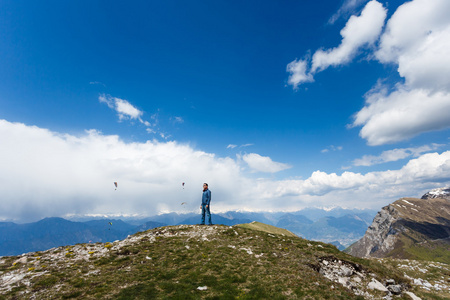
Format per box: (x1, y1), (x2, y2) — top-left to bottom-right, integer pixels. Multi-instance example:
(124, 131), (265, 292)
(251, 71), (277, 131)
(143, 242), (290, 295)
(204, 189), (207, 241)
(200, 183), (212, 225)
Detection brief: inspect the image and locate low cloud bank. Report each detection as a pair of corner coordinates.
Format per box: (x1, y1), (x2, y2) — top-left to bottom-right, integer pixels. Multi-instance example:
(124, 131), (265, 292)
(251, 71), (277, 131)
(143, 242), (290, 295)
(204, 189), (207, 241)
(1, 120), (449, 222)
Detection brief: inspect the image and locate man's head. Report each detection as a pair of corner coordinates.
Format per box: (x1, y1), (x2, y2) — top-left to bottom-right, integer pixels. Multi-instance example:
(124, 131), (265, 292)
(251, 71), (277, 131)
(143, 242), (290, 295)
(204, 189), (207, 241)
(203, 183), (208, 190)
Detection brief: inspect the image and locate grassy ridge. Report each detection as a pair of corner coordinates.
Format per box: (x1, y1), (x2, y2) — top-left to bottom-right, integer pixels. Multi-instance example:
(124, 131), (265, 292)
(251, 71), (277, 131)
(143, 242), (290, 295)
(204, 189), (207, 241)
(237, 221), (297, 237)
(398, 234), (450, 264)
(0, 224), (446, 299)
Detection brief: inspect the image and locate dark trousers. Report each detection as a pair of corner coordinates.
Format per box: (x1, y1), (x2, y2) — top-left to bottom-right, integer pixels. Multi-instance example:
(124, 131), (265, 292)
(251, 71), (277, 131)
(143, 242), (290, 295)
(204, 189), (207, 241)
(201, 204), (212, 225)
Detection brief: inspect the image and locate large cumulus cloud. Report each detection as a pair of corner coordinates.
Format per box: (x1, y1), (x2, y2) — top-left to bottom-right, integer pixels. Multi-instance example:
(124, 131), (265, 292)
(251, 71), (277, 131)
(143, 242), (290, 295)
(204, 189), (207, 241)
(1, 120), (449, 222)
(353, 0), (450, 144)
(0, 120), (246, 221)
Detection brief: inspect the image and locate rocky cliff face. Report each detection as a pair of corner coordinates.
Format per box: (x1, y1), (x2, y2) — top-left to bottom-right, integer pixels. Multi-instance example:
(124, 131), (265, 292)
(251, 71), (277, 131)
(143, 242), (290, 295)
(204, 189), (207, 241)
(346, 188), (450, 263)
(345, 204), (400, 258)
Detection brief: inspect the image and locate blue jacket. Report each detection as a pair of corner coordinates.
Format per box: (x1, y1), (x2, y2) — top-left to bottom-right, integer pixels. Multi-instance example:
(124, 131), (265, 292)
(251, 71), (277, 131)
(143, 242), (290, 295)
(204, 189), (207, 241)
(202, 189), (211, 206)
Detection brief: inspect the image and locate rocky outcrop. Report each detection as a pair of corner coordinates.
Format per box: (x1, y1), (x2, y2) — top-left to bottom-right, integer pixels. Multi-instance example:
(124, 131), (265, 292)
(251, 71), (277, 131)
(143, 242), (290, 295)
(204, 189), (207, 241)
(345, 204), (401, 258)
(314, 256), (415, 299)
(346, 188), (450, 261)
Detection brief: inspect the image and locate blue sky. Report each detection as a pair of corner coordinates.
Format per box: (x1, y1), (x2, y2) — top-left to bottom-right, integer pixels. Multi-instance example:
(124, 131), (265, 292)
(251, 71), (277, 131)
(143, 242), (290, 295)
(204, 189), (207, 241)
(1, 0), (450, 222)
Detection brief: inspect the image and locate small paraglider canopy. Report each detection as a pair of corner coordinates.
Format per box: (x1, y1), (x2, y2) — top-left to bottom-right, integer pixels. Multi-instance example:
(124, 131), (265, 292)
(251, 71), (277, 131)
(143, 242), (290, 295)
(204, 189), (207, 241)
(114, 182), (118, 190)
(182, 182), (185, 189)
(181, 202), (187, 205)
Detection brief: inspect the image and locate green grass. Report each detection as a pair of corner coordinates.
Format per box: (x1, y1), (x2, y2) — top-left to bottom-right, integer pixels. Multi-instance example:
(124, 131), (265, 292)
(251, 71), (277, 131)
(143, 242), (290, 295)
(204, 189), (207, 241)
(1, 224), (448, 299)
(405, 244), (450, 264)
(116, 283), (159, 299)
(32, 275), (59, 289)
(385, 233), (450, 264)
(237, 222), (297, 237)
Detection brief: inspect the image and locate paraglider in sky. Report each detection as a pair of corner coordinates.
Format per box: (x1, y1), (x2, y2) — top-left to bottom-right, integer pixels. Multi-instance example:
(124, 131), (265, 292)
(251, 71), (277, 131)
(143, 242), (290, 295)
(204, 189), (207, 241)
(108, 222), (112, 230)
(182, 182), (185, 189)
(181, 202), (187, 206)
(114, 182), (118, 190)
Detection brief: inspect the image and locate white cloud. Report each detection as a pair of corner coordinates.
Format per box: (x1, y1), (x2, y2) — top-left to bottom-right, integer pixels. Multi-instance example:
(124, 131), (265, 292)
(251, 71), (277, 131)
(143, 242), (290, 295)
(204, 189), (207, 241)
(99, 94), (154, 127)
(397, 26), (450, 92)
(287, 0), (386, 88)
(1, 120), (449, 221)
(353, 144), (443, 166)
(173, 116), (184, 124)
(376, 0), (450, 66)
(353, 84), (450, 146)
(240, 143), (254, 148)
(114, 98), (143, 120)
(328, 0), (368, 24)
(376, 0), (450, 91)
(287, 0), (450, 144)
(227, 143), (253, 150)
(286, 59), (314, 89)
(321, 145), (343, 153)
(251, 151), (450, 207)
(311, 0), (386, 73)
(241, 153), (292, 173)
(0, 119), (246, 221)
(353, 0), (450, 144)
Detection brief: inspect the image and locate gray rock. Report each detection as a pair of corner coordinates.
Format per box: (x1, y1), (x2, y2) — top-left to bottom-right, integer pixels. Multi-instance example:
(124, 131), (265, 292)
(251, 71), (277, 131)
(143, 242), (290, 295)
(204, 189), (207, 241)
(338, 277), (348, 286)
(13, 257), (27, 265)
(386, 279), (395, 285)
(387, 284), (402, 295)
(405, 291), (422, 300)
(339, 266), (353, 277)
(368, 279), (388, 292)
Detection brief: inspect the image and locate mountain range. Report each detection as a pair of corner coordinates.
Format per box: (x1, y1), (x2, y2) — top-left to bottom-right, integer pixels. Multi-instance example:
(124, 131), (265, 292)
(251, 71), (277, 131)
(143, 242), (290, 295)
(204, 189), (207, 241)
(0, 207), (377, 256)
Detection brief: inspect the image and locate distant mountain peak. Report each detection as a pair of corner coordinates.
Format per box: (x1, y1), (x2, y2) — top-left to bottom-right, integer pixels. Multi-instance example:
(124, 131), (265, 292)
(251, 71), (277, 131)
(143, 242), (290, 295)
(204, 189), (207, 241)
(421, 187), (450, 200)
(319, 206), (339, 212)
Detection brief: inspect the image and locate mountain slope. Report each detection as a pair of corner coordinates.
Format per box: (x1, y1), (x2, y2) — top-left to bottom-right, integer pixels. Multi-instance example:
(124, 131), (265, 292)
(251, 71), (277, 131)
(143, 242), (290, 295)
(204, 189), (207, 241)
(345, 188), (450, 263)
(1, 223), (439, 299)
(0, 218), (154, 256)
(237, 221), (297, 237)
